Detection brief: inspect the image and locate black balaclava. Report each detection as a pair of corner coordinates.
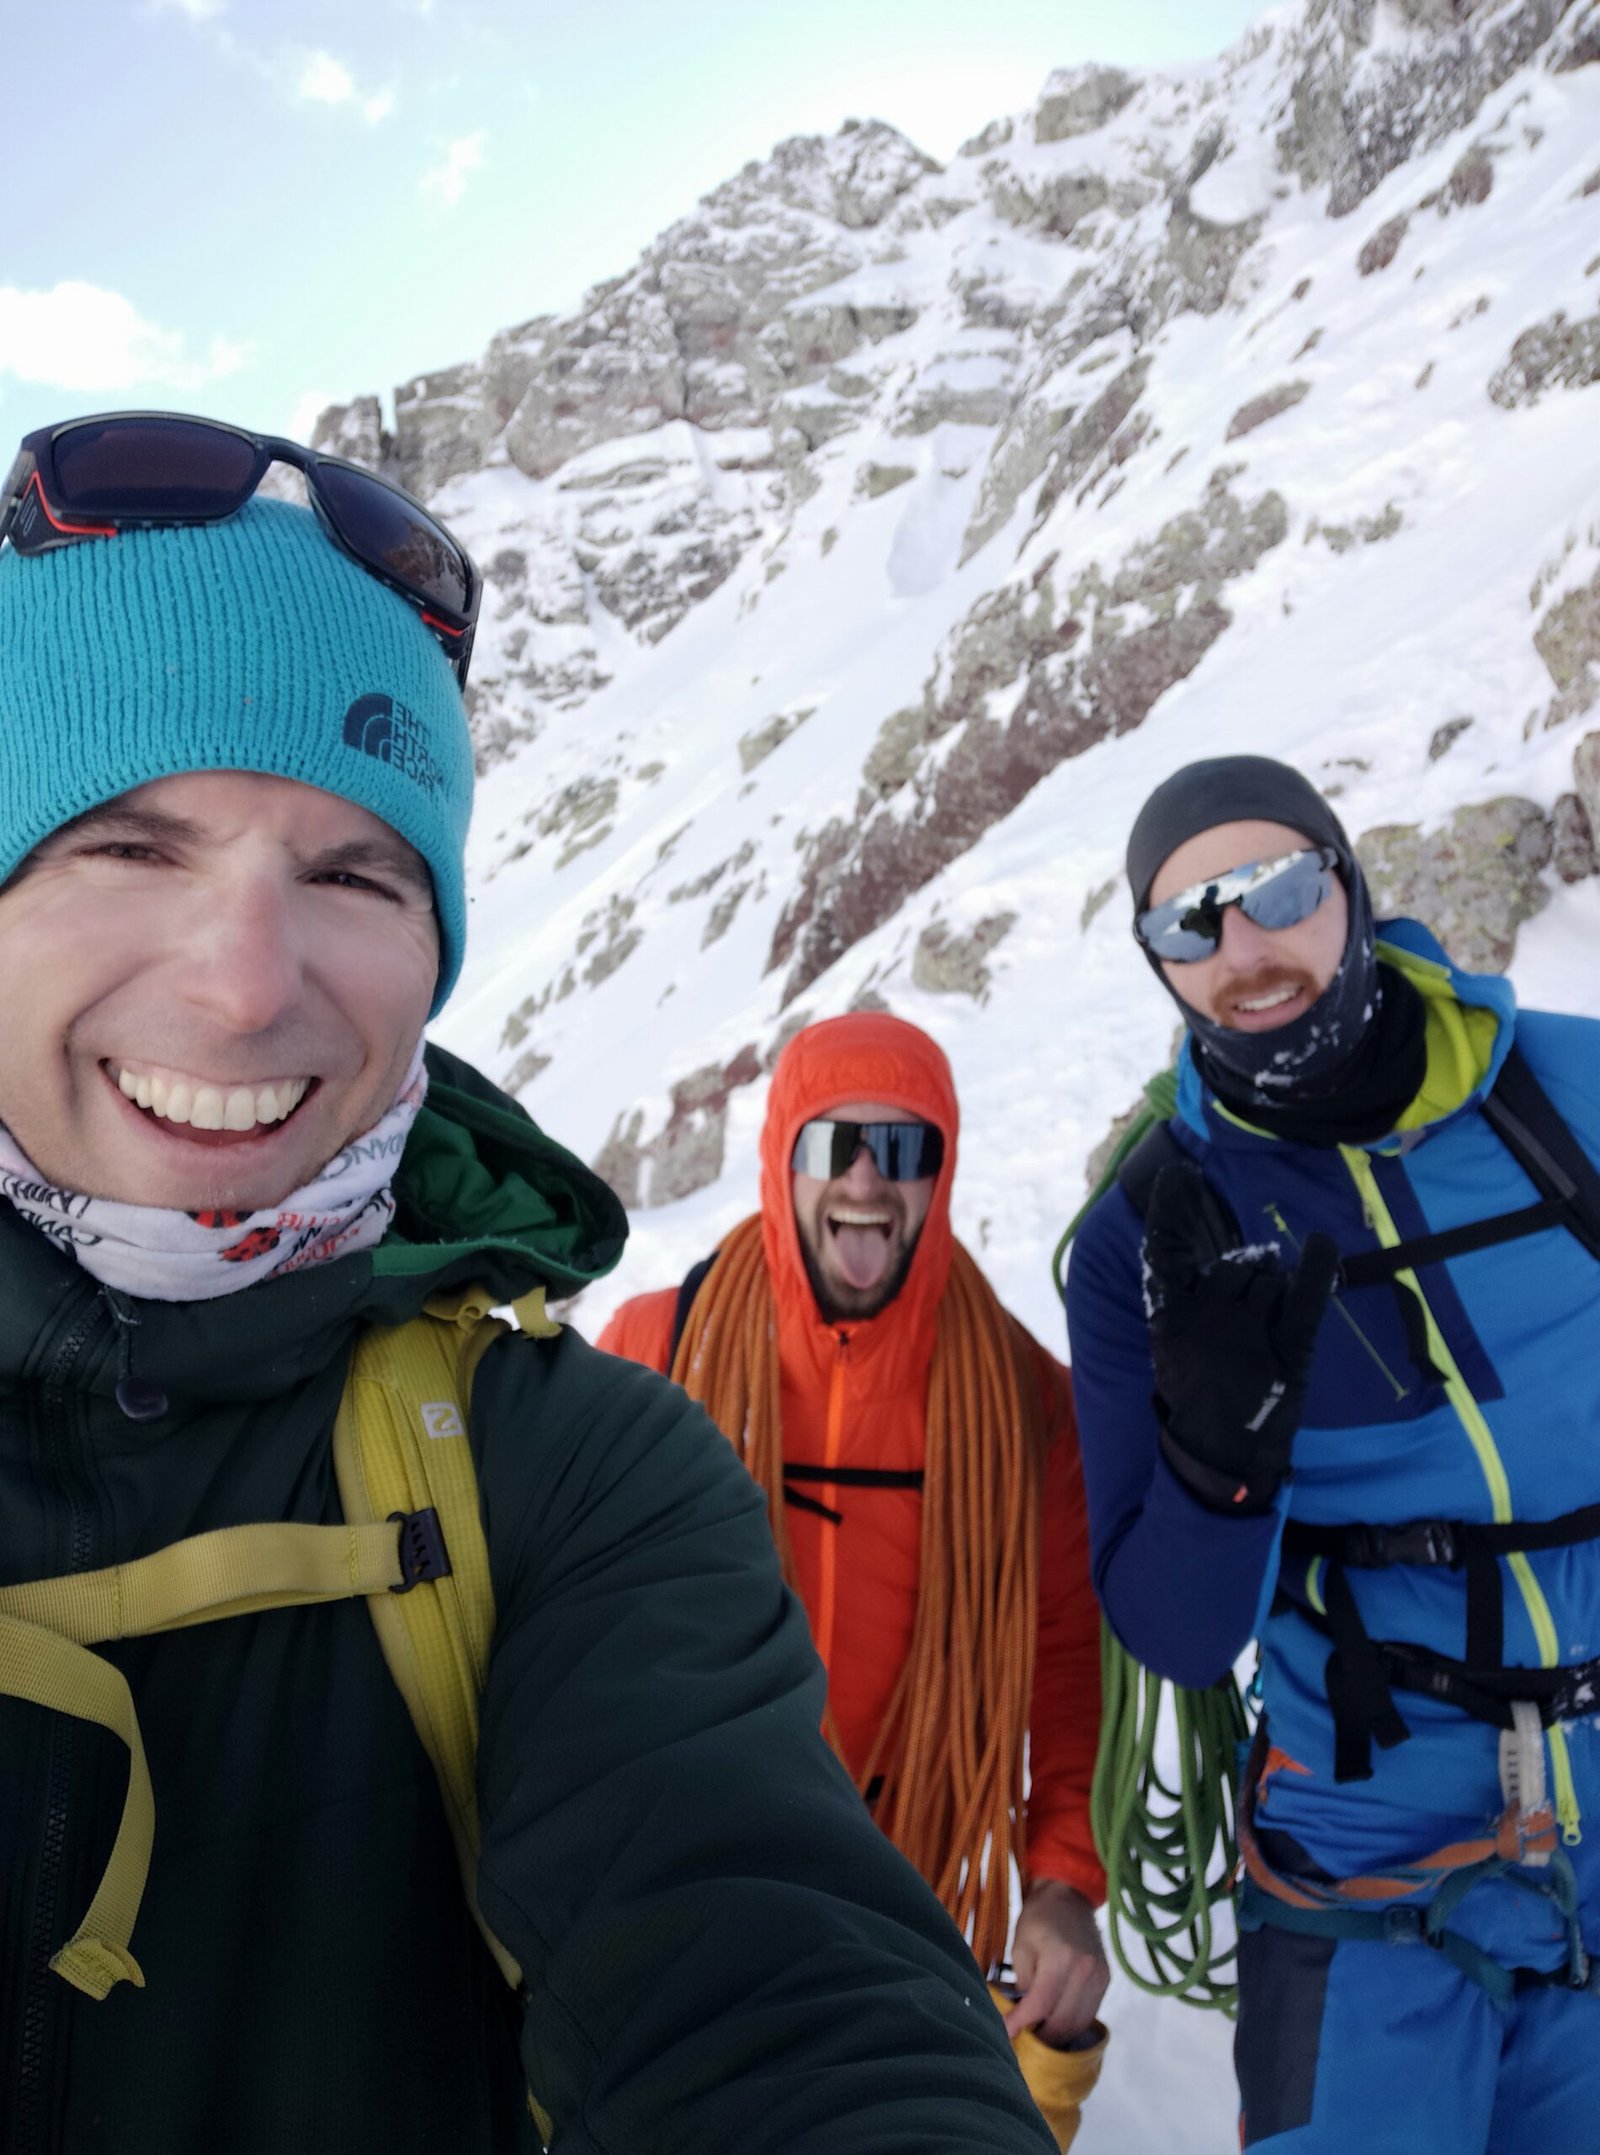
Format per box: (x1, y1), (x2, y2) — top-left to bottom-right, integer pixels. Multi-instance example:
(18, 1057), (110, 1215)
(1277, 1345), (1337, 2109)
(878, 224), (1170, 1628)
(1126, 755), (1426, 1144)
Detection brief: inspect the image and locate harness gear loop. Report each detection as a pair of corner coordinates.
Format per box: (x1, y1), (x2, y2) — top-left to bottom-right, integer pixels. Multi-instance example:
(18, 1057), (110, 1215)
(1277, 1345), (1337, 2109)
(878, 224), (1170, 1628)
(1500, 1701), (1554, 1869)
(1237, 1719), (1591, 2006)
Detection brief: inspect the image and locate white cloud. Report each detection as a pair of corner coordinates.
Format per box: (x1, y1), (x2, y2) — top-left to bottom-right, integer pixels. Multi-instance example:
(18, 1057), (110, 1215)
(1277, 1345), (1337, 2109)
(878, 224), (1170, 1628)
(293, 48), (395, 122)
(297, 49), (356, 105)
(420, 130), (486, 208)
(0, 282), (249, 395)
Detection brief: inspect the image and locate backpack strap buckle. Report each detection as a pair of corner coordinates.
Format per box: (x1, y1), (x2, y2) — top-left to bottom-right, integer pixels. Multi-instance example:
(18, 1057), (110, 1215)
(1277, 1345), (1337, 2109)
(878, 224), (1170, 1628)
(1347, 1519), (1461, 1569)
(389, 1508), (451, 1592)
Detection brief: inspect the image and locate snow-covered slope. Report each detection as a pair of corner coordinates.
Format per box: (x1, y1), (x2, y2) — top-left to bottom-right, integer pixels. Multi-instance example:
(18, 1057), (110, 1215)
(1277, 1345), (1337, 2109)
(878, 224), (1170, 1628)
(320, 2), (1599, 2142)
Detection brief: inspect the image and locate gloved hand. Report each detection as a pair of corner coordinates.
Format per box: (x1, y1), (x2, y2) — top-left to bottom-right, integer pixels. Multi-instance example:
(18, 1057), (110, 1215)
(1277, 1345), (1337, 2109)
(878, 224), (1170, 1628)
(1141, 1160), (1339, 1514)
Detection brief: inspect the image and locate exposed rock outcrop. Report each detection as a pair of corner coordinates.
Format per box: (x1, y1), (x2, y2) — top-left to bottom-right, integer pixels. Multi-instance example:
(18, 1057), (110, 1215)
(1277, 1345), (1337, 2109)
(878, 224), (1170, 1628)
(1533, 566), (1600, 728)
(771, 473), (1287, 1002)
(1227, 381), (1312, 440)
(1488, 307), (1600, 407)
(591, 1044), (763, 1208)
(1034, 65), (1140, 143)
(1575, 728), (1600, 834)
(1357, 795), (1553, 971)
(1276, 0), (1570, 217)
(911, 913), (1018, 998)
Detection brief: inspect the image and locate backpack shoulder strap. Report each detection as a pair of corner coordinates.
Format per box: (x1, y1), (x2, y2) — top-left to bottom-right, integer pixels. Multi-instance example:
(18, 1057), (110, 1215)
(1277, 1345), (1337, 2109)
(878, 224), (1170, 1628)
(1481, 1043), (1600, 1263)
(1050, 1067), (1185, 1299)
(668, 1251), (719, 1368)
(333, 1281), (560, 1993)
(1114, 1121), (1185, 1219)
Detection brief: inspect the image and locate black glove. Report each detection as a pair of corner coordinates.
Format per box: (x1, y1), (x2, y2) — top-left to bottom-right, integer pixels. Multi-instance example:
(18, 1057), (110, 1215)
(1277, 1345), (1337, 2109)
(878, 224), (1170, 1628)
(1141, 1160), (1340, 1514)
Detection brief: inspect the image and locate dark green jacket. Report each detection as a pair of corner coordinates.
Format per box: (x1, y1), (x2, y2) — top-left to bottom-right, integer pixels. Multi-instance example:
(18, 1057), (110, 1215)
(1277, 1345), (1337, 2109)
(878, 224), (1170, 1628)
(0, 1047), (1053, 2154)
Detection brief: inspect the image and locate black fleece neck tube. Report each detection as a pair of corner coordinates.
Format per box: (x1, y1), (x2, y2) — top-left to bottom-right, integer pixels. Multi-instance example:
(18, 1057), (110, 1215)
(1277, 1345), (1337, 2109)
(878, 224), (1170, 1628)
(1126, 755), (1427, 1141)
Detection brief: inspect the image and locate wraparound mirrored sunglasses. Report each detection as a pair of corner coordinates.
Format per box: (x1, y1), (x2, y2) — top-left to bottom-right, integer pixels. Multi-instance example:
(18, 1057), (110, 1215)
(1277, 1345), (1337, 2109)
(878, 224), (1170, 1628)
(1135, 846), (1339, 962)
(0, 412), (480, 687)
(791, 1119), (945, 1182)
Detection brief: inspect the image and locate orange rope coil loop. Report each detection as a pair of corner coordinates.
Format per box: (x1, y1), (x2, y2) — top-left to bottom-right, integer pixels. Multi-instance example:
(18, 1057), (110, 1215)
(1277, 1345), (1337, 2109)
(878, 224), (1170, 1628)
(671, 1216), (1046, 1974)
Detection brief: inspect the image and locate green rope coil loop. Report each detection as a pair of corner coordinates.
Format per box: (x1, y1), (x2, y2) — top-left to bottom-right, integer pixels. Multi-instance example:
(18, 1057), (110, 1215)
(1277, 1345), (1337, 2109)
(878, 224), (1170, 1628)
(1091, 1622), (1252, 2015)
(1061, 1065), (1249, 2013)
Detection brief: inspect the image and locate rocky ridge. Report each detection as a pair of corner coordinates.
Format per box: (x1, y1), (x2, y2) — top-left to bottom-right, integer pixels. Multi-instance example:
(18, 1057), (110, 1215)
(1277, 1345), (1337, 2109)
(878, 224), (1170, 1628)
(312, 0), (1599, 1282)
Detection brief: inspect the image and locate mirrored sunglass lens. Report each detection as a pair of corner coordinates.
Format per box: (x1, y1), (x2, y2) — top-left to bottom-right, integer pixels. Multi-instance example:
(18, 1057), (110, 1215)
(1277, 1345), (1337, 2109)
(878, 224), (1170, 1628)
(791, 1121), (942, 1180)
(879, 1125), (942, 1179)
(1140, 898), (1219, 959)
(51, 419), (258, 517)
(315, 463), (471, 616)
(1242, 855), (1327, 931)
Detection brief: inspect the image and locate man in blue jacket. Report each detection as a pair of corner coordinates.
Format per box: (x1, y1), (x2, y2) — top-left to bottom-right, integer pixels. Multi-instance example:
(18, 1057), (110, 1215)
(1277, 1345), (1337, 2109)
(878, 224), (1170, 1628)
(1066, 753), (1600, 2151)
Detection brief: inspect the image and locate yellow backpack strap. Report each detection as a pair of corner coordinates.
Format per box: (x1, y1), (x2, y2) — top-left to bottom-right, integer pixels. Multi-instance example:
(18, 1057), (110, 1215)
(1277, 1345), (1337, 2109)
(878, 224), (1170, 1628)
(333, 1281), (559, 1994)
(0, 1284), (558, 2023)
(0, 1517), (416, 1999)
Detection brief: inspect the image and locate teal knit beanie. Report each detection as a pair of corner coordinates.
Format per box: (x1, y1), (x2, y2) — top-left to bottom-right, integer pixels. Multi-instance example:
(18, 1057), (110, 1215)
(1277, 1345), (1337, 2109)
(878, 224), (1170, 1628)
(0, 498), (473, 1012)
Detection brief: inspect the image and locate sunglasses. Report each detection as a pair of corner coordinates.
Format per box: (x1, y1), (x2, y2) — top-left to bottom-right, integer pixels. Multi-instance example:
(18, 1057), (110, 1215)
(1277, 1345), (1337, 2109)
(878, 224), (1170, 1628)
(1135, 847), (1339, 962)
(791, 1118), (945, 1183)
(0, 412), (480, 687)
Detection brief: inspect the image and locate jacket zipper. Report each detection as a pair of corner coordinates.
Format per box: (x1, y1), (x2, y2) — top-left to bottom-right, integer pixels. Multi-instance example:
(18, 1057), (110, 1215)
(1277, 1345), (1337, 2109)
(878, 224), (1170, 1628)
(814, 1332), (850, 1674)
(1336, 1146), (1581, 1845)
(14, 1292), (106, 2155)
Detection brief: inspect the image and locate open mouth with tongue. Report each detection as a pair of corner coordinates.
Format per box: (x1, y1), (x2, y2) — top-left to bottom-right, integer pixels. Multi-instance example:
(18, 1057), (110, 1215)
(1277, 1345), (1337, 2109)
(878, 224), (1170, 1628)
(826, 1206), (898, 1292)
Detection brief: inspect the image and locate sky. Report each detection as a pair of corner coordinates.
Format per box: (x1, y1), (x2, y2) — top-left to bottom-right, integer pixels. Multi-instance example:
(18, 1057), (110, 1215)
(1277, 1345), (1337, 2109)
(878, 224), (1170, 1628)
(1, 0), (1275, 456)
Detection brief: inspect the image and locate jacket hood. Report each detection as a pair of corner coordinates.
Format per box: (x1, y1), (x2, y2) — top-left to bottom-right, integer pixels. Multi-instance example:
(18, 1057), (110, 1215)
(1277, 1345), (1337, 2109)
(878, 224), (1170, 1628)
(1174, 919), (1516, 1151)
(758, 1014), (958, 1382)
(0, 1040), (626, 1408)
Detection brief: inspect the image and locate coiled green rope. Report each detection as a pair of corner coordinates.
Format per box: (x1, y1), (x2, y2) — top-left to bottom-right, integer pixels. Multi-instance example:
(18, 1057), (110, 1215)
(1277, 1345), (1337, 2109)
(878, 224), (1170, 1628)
(1058, 1065), (1252, 2014)
(1091, 1626), (1251, 2014)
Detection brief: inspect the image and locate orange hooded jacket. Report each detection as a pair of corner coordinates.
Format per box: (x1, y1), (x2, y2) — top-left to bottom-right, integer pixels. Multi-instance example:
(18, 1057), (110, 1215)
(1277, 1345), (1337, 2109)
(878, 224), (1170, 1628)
(597, 1013), (1104, 1903)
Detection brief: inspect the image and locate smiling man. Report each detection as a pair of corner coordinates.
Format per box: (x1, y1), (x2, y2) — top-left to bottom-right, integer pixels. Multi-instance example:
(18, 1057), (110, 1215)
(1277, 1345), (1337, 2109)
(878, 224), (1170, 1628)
(1066, 754), (1600, 2152)
(600, 1012), (1110, 2151)
(0, 413), (1065, 2155)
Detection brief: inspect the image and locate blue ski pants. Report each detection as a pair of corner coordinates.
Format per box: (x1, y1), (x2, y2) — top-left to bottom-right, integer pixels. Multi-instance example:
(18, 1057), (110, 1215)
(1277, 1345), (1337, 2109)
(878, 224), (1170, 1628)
(1236, 1924), (1600, 2150)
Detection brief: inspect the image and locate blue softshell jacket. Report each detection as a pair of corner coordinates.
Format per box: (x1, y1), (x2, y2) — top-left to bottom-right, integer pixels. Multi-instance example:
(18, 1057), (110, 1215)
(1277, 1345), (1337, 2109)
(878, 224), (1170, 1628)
(1066, 922), (1600, 1974)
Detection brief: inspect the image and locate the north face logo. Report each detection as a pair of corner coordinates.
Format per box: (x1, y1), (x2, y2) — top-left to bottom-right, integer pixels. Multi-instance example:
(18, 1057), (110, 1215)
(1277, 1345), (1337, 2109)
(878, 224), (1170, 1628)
(342, 691), (444, 797)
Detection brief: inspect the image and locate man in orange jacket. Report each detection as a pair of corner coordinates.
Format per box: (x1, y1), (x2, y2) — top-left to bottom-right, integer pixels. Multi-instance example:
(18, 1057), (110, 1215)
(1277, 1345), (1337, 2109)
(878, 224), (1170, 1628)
(599, 1013), (1108, 2148)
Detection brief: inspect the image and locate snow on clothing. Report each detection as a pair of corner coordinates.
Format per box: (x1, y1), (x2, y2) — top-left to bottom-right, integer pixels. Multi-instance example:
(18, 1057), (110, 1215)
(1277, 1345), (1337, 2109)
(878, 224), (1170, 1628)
(598, 1013), (1106, 1911)
(0, 1043), (426, 1300)
(0, 1043), (1059, 2155)
(1066, 922), (1600, 2147)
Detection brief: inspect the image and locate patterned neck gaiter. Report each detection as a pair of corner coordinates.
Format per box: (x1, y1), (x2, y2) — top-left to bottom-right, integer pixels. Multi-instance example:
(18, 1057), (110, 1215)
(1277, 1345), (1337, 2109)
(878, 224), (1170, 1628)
(0, 1045), (426, 1302)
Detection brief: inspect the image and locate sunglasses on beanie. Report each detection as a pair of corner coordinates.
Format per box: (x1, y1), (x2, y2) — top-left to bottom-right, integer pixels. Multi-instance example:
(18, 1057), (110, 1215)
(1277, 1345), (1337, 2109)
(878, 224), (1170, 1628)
(1135, 846), (1339, 963)
(791, 1119), (946, 1182)
(0, 412), (480, 687)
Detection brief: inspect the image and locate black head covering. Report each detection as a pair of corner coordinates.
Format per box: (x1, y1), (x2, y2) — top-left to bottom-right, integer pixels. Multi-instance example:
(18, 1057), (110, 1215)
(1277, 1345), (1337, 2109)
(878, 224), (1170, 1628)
(1125, 754), (1426, 1142)
(1126, 754), (1356, 910)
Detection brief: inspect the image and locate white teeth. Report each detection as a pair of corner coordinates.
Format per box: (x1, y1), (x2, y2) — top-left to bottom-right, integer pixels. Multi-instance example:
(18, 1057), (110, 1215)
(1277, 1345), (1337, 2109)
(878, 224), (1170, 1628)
(224, 1087), (260, 1132)
(1237, 985), (1298, 1012)
(111, 1065), (311, 1133)
(831, 1210), (891, 1228)
(189, 1086), (225, 1131)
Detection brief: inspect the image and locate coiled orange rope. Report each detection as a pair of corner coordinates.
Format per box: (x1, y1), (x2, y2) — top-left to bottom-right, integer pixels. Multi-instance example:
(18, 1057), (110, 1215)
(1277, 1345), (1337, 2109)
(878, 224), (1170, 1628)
(671, 1215), (1046, 1973)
